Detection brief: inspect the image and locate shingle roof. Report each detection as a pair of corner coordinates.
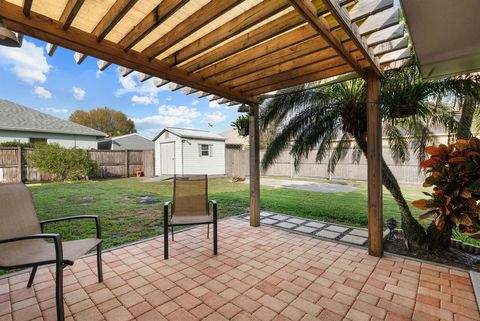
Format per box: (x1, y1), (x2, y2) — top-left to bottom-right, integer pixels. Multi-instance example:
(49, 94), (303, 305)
(153, 127), (225, 141)
(0, 100), (107, 137)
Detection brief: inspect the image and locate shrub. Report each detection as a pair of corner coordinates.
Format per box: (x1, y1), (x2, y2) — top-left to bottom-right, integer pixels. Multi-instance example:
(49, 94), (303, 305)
(26, 144), (98, 181)
(413, 137), (480, 239)
(0, 140), (35, 148)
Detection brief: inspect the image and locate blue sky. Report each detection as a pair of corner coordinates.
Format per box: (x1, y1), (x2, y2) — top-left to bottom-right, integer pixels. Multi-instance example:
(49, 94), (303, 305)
(0, 36), (239, 138)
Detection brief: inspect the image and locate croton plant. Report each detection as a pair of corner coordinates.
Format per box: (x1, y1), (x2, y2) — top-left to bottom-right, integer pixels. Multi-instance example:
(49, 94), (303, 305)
(412, 137), (480, 239)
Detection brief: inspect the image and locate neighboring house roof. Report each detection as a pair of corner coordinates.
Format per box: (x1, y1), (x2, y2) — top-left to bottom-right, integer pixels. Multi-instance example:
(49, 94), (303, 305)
(220, 129), (247, 146)
(0, 100), (107, 137)
(153, 127), (226, 141)
(98, 133), (154, 150)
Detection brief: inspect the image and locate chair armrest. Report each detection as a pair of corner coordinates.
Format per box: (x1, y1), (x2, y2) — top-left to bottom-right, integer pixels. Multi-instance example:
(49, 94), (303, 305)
(208, 200), (217, 220)
(0, 234), (63, 266)
(40, 215), (101, 239)
(164, 201), (172, 227)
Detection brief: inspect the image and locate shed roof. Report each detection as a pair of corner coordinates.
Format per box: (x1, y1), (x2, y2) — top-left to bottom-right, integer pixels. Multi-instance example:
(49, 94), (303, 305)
(154, 127), (225, 141)
(0, 100), (107, 137)
(0, 0), (409, 104)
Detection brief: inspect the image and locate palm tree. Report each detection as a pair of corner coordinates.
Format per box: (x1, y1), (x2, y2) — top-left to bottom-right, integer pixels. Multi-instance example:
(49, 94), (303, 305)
(260, 58), (479, 250)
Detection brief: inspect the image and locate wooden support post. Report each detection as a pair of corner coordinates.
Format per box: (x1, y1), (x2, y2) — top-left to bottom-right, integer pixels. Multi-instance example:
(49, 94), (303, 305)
(125, 150), (129, 178)
(17, 147), (22, 183)
(249, 104), (260, 227)
(367, 68), (383, 257)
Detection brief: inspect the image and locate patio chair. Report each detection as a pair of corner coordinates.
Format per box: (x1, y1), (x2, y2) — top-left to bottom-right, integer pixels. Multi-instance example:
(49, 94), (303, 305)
(164, 175), (217, 259)
(0, 183), (103, 321)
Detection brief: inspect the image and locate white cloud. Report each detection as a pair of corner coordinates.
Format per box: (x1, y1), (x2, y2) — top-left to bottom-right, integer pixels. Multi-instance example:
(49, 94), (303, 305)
(72, 86), (86, 100)
(34, 86), (52, 99)
(41, 107), (68, 114)
(204, 111), (226, 124)
(0, 39), (51, 84)
(209, 101), (220, 109)
(133, 104), (201, 127)
(132, 95), (159, 105)
(192, 100), (199, 106)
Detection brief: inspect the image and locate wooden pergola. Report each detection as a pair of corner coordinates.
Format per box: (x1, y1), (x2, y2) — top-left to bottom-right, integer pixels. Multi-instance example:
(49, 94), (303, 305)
(0, 0), (411, 257)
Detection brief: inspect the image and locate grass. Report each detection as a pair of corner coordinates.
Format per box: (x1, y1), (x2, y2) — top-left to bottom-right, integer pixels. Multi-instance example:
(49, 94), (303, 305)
(26, 177), (479, 250)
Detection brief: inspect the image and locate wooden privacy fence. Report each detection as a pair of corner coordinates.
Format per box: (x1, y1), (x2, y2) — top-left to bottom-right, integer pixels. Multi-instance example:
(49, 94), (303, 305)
(0, 148), (154, 183)
(225, 147), (426, 185)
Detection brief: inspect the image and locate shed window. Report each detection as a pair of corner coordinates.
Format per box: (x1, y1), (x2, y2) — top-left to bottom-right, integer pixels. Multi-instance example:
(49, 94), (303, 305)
(199, 144), (211, 157)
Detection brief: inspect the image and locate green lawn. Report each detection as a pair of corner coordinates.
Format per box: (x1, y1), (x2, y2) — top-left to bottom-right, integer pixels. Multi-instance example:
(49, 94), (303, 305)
(28, 177), (478, 251)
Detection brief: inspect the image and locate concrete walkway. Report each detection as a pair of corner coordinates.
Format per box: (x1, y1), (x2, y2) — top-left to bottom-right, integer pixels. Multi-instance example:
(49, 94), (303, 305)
(246, 178), (358, 193)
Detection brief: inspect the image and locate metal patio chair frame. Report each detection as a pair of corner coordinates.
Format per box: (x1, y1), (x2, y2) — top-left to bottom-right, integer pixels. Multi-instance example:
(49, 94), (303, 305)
(163, 175), (217, 259)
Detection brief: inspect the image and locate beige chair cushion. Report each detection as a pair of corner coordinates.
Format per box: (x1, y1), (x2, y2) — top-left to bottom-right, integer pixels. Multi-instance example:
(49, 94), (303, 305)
(0, 238), (101, 267)
(170, 214), (213, 225)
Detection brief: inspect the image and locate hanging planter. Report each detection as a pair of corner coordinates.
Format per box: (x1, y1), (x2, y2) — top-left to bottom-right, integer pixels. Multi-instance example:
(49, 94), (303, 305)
(231, 115), (249, 137)
(391, 104), (417, 118)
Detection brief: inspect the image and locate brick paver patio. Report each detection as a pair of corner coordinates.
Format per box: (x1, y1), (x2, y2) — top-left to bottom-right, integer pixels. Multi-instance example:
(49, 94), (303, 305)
(1, 218), (478, 321)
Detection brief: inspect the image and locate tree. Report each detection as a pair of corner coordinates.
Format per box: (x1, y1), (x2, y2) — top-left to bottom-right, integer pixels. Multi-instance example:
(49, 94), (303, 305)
(260, 58), (479, 250)
(69, 107), (136, 137)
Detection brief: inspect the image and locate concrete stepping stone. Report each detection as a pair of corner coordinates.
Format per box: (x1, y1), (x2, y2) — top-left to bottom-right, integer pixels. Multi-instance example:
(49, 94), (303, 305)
(305, 222), (326, 229)
(315, 230), (340, 239)
(276, 222), (297, 229)
(260, 211), (274, 217)
(294, 226), (317, 234)
(261, 218), (278, 225)
(271, 215), (289, 221)
(350, 229), (368, 237)
(287, 218), (306, 224)
(326, 225), (349, 233)
(340, 235), (367, 245)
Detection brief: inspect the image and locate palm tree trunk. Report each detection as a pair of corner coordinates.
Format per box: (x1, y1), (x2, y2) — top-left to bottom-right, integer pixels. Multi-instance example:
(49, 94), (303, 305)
(355, 136), (427, 250)
(457, 95), (476, 140)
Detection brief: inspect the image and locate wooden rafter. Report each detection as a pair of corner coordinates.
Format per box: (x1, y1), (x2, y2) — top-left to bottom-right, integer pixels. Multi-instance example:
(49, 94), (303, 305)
(22, 0), (32, 17)
(0, 1), (255, 103)
(119, 0), (189, 51)
(93, 0), (138, 41)
(144, 0), (243, 60)
(163, 0), (291, 66)
(153, 78), (169, 88)
(61, 0), (85, 30)
(288, 0), (365, 78)
(321, 0), (383, 77)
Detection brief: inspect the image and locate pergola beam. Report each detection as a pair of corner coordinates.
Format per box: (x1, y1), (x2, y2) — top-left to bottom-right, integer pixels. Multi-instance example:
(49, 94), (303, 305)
(144, 0), (244, 60)
(0, 1), (255, 104)
(249, 104), (260, 227)
(93, 0), (138, 41)
(97, 59), (112, 71)
(321, 0), (383, 77)
(61, 0), (85, 30)
(288, 0), (366, 78)
(119, 0), (189, 51)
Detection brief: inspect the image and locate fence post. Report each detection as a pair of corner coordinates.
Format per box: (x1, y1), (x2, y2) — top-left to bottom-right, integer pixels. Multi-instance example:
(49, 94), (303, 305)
(17, 147), (23, 183)
(125, 150), (129, 177)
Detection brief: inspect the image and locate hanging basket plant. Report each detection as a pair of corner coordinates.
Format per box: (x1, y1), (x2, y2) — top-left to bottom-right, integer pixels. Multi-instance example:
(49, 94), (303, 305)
(412, 137), (480, 239)
(391, 104), (418, 118)
(231, 115), (249, 137)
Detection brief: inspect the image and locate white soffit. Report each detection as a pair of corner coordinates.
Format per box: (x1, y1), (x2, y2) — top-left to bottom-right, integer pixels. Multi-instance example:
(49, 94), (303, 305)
(401, 0), (480, 79)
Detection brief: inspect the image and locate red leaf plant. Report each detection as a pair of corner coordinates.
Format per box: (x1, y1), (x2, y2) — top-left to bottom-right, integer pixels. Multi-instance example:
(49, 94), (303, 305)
(413, 137), (480, 239)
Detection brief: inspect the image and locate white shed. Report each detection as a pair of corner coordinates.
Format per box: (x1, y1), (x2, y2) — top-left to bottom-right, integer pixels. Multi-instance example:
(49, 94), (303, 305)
(153, 127), (225, 176)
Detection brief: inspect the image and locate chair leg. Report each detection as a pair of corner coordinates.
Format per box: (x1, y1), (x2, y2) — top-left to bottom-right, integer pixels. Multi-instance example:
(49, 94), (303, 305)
(96, 244), (103, 283)
(164, 223), (169, 260)
(171, 226), (174, 241)
(55, 260), (65, 321)
(213, 220), (218, 255)
(207, 224), (210, 239)
(27, 266), (37, 288)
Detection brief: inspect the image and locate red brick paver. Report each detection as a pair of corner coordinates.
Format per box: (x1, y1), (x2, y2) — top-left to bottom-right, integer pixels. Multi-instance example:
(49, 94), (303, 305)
(0, 219), (478, 321)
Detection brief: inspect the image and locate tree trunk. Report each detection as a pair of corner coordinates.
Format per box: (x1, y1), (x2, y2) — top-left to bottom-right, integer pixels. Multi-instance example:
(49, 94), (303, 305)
(355, 136), (427, 250)
(457, 95), (476, 140)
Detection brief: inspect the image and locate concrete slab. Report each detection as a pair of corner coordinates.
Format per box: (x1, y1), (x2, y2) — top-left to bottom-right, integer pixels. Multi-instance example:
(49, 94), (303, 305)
(261, 218), (278, 225)
(350, 229), (369, 237)
(340, 235), (367, 245)
(294, 226), (317, 234)
(316, 230), (340, 239)
(305, 222), (326, 229)
(287, 218), (306, 224)
(326, 225), (349, 233)
(276, 222), (297, 229)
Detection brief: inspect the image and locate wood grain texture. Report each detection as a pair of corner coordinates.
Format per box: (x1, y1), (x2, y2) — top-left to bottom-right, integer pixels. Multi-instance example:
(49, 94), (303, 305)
(93, 0), (138, 41)
(249, 104), (260, 227)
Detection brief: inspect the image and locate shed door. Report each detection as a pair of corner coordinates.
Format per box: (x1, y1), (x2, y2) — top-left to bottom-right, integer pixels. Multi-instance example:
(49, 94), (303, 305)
(160, 142), (175, 174)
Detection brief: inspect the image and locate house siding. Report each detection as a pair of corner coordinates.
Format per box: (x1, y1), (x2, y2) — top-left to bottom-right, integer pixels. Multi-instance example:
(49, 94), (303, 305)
(0, 130), (98, 149)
